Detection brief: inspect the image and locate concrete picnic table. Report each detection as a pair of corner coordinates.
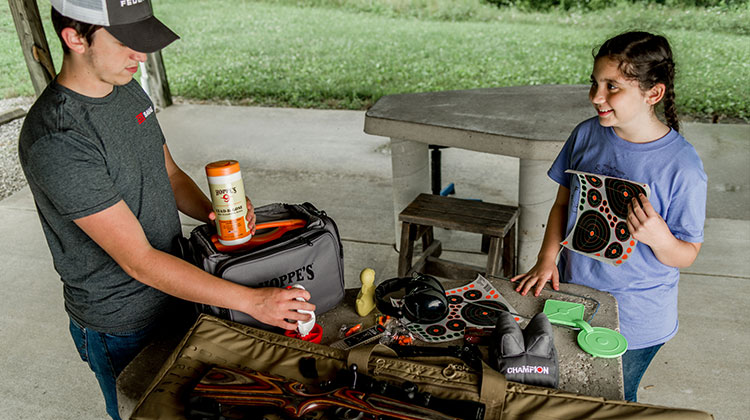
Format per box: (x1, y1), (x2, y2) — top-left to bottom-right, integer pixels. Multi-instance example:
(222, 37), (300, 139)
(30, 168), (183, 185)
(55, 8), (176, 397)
(117, 276), (623, 418)
(363, 84), (593, 273)
(316, 276), (624, 401)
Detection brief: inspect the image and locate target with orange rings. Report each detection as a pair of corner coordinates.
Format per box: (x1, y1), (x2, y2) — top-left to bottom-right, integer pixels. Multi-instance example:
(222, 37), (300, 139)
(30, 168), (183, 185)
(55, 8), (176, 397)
(561, 170), (651, 266)
(404, 275), (523, 343)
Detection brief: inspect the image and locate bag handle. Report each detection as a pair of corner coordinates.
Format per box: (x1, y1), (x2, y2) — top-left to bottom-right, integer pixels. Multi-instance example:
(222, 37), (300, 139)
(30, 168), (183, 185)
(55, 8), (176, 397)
(348, 343), (507, 415)
(346, 343), (397, 375)
(388, 345), (508, 413)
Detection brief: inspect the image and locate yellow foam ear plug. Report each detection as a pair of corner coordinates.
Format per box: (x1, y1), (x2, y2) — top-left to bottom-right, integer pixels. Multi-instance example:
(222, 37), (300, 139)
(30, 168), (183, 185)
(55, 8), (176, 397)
(356, 268), (376, 317)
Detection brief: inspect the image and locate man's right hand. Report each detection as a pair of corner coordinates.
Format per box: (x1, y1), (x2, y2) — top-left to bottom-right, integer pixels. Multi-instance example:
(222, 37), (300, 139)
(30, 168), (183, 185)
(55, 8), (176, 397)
(242, 287), (316, 330)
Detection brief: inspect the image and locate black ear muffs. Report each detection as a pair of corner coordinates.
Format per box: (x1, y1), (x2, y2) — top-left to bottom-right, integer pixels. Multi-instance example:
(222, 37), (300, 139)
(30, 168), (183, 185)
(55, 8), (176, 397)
(375, 274), (449, 323)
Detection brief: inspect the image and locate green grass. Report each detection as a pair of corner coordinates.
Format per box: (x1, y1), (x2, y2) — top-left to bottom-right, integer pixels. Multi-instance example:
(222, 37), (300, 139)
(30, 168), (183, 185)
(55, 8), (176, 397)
(2, 0), (748, 121)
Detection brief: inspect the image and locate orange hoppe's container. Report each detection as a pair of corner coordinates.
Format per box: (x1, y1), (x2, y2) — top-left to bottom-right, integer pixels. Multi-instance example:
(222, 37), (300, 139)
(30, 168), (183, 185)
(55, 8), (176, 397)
(205, 160), (252, 246)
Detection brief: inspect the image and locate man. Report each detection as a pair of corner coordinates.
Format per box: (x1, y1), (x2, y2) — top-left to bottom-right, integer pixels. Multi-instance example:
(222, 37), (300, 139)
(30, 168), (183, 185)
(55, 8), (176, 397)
(18, 1), (314, 418)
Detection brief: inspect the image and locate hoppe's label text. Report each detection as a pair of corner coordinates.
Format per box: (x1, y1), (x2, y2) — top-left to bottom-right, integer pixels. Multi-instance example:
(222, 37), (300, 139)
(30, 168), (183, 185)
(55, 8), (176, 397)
(258, 264), (315, 287)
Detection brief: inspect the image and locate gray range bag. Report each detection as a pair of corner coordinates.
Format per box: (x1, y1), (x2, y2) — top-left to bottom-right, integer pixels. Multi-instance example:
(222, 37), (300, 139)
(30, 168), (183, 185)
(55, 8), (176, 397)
(187, 202), (344, 328)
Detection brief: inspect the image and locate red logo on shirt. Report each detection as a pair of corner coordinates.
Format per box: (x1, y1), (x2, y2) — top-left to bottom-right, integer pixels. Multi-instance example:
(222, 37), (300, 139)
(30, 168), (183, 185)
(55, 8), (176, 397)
(137, 106), (154, 125)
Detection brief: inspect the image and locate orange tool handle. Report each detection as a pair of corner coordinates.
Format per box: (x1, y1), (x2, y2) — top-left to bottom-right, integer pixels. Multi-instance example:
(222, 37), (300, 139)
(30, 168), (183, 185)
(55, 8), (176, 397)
(211, 219), (307, 253)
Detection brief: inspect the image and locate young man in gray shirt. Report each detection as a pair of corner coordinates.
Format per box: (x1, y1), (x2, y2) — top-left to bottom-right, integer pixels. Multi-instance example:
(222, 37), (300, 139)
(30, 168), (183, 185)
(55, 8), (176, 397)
(18, 1), (313, 418)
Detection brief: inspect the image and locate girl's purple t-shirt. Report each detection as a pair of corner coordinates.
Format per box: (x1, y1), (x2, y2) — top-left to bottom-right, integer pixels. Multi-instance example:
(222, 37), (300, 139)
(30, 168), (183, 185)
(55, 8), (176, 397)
(549, 117), (706, 349)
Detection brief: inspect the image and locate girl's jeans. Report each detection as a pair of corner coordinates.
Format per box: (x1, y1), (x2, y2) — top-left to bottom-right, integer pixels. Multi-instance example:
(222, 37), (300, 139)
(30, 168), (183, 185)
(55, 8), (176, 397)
(69, 318), (155, 420)
(621, 343), (664, 402)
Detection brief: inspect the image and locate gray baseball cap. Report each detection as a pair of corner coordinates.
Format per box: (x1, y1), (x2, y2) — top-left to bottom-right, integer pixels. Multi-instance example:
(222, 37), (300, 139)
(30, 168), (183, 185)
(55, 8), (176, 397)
(50, 0), (179, 53)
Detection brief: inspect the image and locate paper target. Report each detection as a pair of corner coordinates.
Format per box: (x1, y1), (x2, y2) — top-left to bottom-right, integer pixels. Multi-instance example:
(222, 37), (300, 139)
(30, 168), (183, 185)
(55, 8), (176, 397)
(404, 275), (522, 343)
(562, 170), (650, 266)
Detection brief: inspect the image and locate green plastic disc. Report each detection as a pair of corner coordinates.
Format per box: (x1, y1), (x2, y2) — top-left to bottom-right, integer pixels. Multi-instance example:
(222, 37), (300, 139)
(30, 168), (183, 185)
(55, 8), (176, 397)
(577, 327), (628, 358)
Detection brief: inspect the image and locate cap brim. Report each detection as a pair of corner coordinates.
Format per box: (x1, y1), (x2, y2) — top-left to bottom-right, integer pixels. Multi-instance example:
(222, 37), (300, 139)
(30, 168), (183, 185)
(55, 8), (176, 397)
(106, 16), (179, 53)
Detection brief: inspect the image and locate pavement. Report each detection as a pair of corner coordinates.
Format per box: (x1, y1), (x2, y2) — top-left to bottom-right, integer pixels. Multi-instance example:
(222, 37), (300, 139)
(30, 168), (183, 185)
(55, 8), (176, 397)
(0, 103), (748, 419)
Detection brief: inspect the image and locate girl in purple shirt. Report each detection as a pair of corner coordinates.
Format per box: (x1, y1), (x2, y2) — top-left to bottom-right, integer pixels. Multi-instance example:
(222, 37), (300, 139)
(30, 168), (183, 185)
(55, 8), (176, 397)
(511, 32), (706, 402)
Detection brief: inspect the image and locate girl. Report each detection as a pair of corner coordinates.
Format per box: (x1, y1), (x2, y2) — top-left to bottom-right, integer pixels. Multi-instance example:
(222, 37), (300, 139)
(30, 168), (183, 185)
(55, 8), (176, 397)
(511, 32), (706, 402)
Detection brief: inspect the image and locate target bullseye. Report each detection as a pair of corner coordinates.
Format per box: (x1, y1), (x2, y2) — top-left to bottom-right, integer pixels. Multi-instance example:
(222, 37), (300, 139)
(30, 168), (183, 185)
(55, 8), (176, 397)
(446, 319), (466, 332)
(447, 295), (464, 305)
(605, 242), (623, 260)
(572, 210), (609, 253)
(460, 300), (508, 326)
(586, 175), (603, 188)
(606, 178), (648, 219)
(587, 190), (602, 207)
(615, 222), (630, 241)
(464, 290), (482, 300)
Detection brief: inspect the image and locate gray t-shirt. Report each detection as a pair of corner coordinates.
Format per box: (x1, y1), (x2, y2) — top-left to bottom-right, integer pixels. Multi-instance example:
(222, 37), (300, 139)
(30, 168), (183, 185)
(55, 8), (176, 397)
(18, 79), (182, 333)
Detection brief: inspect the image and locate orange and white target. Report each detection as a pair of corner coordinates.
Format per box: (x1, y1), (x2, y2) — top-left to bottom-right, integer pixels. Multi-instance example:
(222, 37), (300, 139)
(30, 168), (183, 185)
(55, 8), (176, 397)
(561, 170), (650, 266)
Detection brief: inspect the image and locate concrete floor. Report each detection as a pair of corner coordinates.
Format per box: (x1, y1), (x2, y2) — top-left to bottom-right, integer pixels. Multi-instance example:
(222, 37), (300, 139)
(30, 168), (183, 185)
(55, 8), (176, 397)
(0, 104), (748, 419)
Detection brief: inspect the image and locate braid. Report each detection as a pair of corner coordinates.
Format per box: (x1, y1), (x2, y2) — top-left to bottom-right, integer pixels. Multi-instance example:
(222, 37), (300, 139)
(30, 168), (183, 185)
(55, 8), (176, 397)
(663, 61), (680, 132)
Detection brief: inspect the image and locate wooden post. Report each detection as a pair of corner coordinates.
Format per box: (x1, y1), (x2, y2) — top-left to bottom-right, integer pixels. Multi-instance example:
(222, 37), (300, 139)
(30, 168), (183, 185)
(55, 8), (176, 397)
(9, 0), (55, 96)
(143, 51), (173, 109)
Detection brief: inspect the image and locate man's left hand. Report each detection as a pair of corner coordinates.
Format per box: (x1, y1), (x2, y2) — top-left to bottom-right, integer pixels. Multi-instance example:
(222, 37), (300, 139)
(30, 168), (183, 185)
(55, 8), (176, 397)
(208, 196), (256, 234)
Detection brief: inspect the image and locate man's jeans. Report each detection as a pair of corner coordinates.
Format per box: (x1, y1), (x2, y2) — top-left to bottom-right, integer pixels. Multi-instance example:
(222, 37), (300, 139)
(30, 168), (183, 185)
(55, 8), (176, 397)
(69, 318), (156, 420)
(622, 343), (664, 402)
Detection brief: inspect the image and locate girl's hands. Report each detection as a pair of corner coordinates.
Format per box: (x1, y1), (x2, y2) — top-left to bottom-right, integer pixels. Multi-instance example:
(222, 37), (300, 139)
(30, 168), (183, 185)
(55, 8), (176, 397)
(627, 193), (670, 249)
(510, 259), (560, 297)
(628, 193), (703, 267)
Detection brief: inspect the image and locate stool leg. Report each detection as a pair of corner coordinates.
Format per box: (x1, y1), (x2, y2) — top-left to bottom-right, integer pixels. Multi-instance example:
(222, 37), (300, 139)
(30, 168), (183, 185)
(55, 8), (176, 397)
(486, 236), (503, 278)
(398, 222), (416, 277)
(421, 226), (437, 255)
(503, 225), (516, 277)
(480, 234), (490, 254)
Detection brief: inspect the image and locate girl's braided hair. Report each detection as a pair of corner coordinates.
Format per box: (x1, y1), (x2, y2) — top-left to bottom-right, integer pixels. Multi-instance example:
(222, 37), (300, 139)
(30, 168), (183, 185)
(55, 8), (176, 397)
(594, 32), (679, 133)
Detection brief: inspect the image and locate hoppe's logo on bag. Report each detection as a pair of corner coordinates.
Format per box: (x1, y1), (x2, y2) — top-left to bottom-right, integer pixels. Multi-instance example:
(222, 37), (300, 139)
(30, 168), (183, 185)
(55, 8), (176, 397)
(259, 264), (315, 287)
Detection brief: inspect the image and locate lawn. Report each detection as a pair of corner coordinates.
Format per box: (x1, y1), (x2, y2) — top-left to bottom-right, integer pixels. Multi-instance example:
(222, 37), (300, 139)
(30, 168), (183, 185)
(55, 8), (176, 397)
(2, 0), (748, 121)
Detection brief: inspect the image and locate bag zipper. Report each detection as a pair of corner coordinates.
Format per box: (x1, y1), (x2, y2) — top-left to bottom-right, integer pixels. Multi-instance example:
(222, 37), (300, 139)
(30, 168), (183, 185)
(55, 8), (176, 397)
(214, 229), (333, 277)
(302, 202), (344, 259)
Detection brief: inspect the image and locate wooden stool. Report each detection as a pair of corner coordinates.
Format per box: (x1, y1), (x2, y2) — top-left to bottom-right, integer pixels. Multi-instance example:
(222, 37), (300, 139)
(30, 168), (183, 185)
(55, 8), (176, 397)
(398, 193), (519, 279)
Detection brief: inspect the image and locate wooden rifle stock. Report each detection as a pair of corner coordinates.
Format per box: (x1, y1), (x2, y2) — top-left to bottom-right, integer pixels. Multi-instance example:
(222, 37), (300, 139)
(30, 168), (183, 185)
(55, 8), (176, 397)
(187, 366), (484, 420)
